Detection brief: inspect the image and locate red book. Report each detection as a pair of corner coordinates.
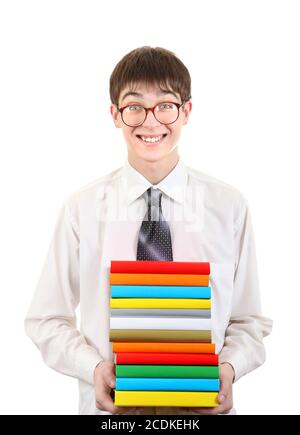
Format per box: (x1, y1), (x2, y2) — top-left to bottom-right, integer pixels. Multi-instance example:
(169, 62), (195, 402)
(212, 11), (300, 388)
(110, 261), (210, 275)
(115, 352), (218, 366)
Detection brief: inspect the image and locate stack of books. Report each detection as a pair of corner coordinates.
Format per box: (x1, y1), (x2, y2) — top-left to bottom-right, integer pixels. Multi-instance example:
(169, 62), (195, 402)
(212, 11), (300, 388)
(109, 260), (219, 408)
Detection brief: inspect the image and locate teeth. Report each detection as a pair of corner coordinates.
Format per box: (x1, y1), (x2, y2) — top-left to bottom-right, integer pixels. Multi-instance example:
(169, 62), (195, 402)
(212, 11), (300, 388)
(140, 135), (164, 143)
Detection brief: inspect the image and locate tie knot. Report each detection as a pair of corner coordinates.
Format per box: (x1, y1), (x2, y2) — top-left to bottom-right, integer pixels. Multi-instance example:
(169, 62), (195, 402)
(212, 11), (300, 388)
(147, 187), (162, 209)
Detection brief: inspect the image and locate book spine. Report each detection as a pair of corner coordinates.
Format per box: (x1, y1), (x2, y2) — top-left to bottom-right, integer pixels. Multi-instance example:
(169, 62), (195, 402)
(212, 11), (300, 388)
(116, 364), (220, 378)
(109, 329), (212, 343)
(114, 391), (219, 407)
(116, 378), (220, 391)
(110, 273), (209, 286)
(112, 342), (215, 353)
(110, 317), (212, 331)
(111, 285), (211, 299)
(110, 261), (210, 275)
(110, 298), (211, 309)
(115, 352), (218, 365)
(110, 309), (211, 318)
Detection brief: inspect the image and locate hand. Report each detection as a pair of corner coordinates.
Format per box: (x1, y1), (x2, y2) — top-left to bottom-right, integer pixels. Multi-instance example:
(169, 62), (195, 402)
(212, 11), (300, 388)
(178, 362), (235, 415)
(94, 361), (137, 414)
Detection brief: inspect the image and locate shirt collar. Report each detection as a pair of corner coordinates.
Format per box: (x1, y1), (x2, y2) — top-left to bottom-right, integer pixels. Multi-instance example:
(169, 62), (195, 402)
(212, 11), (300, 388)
(121, 157), (188, 206)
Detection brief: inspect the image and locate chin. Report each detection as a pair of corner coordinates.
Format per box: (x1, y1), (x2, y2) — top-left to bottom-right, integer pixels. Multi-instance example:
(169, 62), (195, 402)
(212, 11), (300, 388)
(136, 148), (171, 163)
(128, 138), (178, 163)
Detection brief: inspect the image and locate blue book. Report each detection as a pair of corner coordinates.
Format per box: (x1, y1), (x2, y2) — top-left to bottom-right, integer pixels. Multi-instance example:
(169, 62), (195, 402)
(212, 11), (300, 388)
(116, 378), (220, 392)
(111, 285), (211, 299)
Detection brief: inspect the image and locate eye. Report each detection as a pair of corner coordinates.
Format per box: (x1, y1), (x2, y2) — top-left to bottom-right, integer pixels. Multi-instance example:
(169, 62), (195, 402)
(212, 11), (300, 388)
(158, 103), (176, 110)
(127, 105), (143, 111)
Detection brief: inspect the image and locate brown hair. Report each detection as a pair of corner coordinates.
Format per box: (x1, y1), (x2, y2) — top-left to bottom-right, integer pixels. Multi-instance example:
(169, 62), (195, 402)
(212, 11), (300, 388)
(109, 46), (192, 106)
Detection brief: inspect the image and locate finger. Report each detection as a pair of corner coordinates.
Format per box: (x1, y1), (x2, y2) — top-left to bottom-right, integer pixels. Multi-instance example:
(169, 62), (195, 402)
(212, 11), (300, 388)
(177, 407), (191, 413)
(192, 407), (220, 415)
(219, 377), (231, 391)
(114, 406), (138, 414)
(177, 406), (221, 415)
(101, 368), (116, 389)
(96, 384), (117, 413)
(210, 397), (233, 415)
(218, 391), (227, 405)
(98, 381), (114, 398)
(105, 375), (116, 389)
(219, 372), (232, 391)
(97, 389), (138, 414)
(96, 395), (118, 414)
(95, 366), (116, 391)
(218, 379), (232, 405)
(220, 408), (231, 415)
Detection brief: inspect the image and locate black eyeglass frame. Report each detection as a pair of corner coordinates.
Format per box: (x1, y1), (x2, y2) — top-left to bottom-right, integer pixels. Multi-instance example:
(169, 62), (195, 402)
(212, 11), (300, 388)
(116, 101), (188, 127)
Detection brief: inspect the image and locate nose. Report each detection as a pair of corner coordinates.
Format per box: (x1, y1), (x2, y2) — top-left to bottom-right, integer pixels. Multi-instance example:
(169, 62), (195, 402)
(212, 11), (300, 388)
(142, 108), (160, 126)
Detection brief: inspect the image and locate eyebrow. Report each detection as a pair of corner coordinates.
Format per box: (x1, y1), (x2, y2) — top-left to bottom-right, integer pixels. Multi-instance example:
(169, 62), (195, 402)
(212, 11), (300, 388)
(120, 90), (179, 103)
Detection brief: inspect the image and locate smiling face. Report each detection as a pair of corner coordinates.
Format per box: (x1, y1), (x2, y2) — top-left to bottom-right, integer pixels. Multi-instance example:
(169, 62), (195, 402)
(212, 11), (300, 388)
(110, 82), (192, 166)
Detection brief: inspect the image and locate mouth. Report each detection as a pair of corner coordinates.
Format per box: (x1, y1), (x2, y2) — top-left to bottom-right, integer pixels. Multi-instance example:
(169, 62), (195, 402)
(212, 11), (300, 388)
(136, 134), (168, 145)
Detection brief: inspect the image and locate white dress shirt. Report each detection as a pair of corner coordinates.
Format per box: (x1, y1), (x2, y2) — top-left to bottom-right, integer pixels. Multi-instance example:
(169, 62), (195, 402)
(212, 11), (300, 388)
(25, 157), (272, 415)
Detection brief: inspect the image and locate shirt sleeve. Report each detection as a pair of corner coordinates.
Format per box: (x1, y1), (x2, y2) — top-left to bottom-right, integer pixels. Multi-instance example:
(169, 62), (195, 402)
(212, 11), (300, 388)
(218, 196), (273, 382)
(24, 201), (103, 385)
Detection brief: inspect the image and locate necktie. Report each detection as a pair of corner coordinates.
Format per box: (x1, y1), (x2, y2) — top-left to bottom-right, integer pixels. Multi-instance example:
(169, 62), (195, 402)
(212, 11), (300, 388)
(136, 187), (173, 261)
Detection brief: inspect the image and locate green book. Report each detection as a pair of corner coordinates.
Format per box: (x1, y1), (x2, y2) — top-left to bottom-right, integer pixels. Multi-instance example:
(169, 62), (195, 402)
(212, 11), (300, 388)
(116, 364), (219, 379)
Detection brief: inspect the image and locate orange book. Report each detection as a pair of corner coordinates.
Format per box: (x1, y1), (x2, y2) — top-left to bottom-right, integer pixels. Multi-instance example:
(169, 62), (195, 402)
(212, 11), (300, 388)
(112, 342), (215, 354)
(110, 273), (209, 286)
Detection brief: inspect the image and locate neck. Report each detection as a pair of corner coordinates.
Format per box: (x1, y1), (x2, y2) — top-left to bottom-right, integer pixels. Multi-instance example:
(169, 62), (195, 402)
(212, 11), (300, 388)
(128, 151), (180, 185)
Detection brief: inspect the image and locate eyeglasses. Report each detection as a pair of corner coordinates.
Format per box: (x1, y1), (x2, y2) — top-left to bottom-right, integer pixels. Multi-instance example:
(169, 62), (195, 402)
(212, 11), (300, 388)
(117, 101), (186, 127)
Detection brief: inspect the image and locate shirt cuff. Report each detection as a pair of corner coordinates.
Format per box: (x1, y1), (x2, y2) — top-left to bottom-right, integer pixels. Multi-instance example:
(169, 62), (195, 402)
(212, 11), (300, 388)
(219, 349), (249, 383)
(74, 347), (104, 385)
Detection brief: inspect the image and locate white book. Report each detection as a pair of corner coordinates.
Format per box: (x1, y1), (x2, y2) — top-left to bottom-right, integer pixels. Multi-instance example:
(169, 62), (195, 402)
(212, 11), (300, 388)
(110, 317), (212, 331)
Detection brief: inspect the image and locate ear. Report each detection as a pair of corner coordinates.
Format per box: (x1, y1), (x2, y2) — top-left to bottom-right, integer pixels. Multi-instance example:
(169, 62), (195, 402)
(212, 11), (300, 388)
(110, 104), (122, 128)
(182, 99), (192, 125)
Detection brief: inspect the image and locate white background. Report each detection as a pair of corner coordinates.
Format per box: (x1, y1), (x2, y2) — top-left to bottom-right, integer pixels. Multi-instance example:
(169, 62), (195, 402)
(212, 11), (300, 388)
(0, 0), (299, 415)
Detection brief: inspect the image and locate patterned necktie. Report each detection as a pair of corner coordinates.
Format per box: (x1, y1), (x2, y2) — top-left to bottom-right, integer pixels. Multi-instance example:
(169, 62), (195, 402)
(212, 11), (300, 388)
(136, 187), (173, 261)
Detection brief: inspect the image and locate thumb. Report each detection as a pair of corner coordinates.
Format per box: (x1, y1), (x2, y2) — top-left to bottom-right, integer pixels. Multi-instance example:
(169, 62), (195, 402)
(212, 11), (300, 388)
(107, 375), (116, 389)
(218, 391), (226, 404)
(218, 379), (230, 404)
(103, 362), (116, 389)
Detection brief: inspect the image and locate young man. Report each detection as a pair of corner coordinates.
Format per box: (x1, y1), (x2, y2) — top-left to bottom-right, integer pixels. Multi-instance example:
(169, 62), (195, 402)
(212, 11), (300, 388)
(25, 46), (272, 415)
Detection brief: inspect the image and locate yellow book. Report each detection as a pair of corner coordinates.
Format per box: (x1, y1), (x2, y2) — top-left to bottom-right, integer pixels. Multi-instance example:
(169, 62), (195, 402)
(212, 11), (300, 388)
(110, 298), (211, 309)
(114, 391), (219, 407)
